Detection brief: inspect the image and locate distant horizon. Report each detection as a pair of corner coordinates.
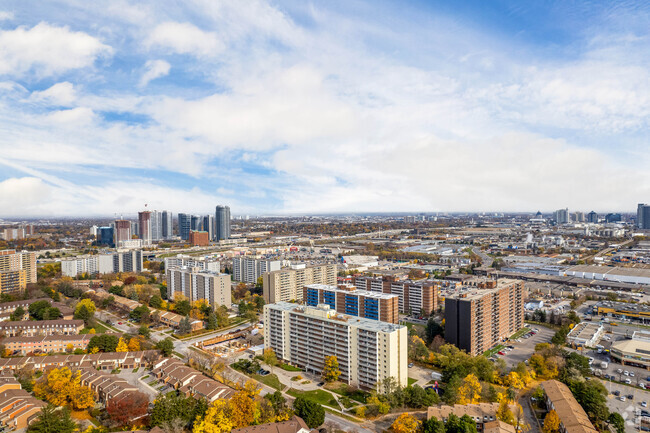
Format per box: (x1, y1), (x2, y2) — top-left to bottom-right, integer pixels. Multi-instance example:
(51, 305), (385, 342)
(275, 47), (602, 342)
(0, 1), (648, 215)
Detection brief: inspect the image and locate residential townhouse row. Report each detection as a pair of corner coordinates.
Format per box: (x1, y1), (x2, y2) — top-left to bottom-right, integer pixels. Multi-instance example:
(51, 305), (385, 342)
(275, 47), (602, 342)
(2, 333), (120, 356)
(0, 350), (159, 373)
(0, 319), (84, 337)
(77, 367), (148, 406)
(0, 298), (74, 322)
(151, 357), (234, 402)
(0, 372), (45, 431)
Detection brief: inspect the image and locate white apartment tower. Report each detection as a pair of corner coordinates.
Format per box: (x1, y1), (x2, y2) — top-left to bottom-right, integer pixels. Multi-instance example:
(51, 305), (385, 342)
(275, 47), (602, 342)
(232, 256), (281, 283)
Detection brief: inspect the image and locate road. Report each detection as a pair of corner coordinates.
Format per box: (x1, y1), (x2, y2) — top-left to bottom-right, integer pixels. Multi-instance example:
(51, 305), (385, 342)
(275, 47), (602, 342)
(472, 247), (493, 267)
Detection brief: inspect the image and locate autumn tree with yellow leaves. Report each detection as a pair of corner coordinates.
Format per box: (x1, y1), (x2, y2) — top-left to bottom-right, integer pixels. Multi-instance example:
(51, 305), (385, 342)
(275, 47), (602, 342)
(392, 413), (421, 433)
(322, 355), (341, 382)
(115, 337), (129, 352)
(543, 409), (560, 433)
(34, 367), (95, 410)
(127, 336), (141, 351)
(458, 373), (482, 404)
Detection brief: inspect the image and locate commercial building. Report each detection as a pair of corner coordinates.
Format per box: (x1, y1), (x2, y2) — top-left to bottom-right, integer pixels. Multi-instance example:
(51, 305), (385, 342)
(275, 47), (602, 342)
(114, 220), (131, 244)
(540, 380), (598, 433)
(215, 205), (231, 241)
(178, 213), (192, 240)
(595, 300), (650, 323)
(0, 319), (84, 337)
(232, 256), (281, 283)
(61, 250), (143, 277)
(445, 279), (525, 355)
(163, 254), (220, 272)
(565, 265), (650, 286)
(263, 263), (337, 303)
(98, 226), (114, 247)
(610, 331), (650, 369)
(166, 267), (232, 309)
(566, 322), (604, 348)
(264, 303), (407, 389)
(586, 211), (598, 223)
(189, 230), (210, 247)
(303, 284), (399, 323)
(0, 250), (36, 294)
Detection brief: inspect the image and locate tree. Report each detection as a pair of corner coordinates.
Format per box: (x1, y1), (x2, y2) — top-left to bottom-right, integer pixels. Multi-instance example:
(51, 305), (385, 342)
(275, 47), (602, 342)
(33, 367), (95, 410)
(115, 337), (128, 352)
(175, 299), (191, 316)
(262, 348), (279, 371)
(27, 405), (77, 433)
(609, 412), (625, 433)
(422, 416), (447, 433)
(206, 311), (218, 330)
(426, 318), (444, 344)
(69, 385), (95, 410)
(130, 305), (150, 323)
(446, 414), (478, 433)
(28, 300), (51, 320)
(293, 397), (325, 429)
(127, 336), (141, 351)
(74, 299), (96, 321)
(106, 391), (149, 427)
(322, 355), (341, 382)
(458, 373), (482, 404)
(42, 307), (61, 320)
(156, 337), (175, 357)
(87, 334), (119, 352)
(543, 410), (560, 433)
(392, 413), (421, 433)
(149, 294), (163, 309)
(151, 392), (207, 430)
(178, 316), (192, 335)
(10, 306), (25, 321)
(497, 397), (515, 425)
(138, 325), (151, 339)
(193, 399), (234, 433)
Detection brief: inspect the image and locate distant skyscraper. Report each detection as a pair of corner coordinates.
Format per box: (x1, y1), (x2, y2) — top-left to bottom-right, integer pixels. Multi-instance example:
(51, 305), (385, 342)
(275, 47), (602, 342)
(587, 211), (598, 223)
(150, 210), (163, 241)
(554, 208), (570, 224)
(138, 211), (152, 245)
(178, 213), (191, 240)
(202, 215), (214, 240)
(573, 212), (585, 222)
(98, 227), (114, 247)
(162, 211), (173, 239)
(190, 215), (202, 232)
(114, 220), (131, 244)
(605, 213), (622, 223)
(215, 205), (231, 241)
(639, 204), (650, 229)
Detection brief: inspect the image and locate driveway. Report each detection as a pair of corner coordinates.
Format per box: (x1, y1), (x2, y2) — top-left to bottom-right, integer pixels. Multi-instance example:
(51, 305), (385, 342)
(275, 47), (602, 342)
(499, 326), (555, 368)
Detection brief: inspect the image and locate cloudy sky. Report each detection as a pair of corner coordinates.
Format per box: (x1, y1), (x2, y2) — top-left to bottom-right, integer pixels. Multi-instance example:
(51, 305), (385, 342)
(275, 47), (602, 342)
(0, 0), (648, 217)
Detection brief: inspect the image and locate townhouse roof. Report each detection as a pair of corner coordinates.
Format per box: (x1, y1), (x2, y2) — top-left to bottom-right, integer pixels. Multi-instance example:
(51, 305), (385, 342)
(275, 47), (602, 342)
(540, 380), (598, 433)
(231, 416), (311, 433)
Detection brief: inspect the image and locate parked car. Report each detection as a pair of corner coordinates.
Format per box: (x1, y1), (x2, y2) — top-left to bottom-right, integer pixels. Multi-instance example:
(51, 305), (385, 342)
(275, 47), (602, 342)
(629, 395), (635, 400)
(614, 390), (620, 396)
(626, 379), (632, 384)
(631, 372), (636, 377)
(625, 371), (630, 376)
(317, 382), (324, 387)
(498, 351), (506, 356)
(408, 363), (414, 368)
(621, 396), (627, 401)
(643, 402), (648, 408)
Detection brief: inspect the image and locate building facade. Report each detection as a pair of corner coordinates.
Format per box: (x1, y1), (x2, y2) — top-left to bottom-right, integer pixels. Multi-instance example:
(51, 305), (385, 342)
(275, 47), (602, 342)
(264, 303), (407, 389)
(114, 220), (131, 244)
(639, 203), (650, 230)
(215, 205), (231, 241)
(0, 250), (36, 294)
(61, 250), (143, 277)
(303, 284), (399, 323)
(262, 263), (337, 303)
(232, 256), (281, 283)
(138, 211), (152, 245)
(445, 279), (525, 355)
(162, 211), (173, 239)
(97, 227), (114, 247)
(163, 254), (220, 272)
(166, 267), (232, 309)
(178, 213), (192, 240)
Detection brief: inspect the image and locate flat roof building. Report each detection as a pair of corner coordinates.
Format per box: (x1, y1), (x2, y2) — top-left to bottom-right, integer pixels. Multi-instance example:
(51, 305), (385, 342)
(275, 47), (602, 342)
(166, 267), (232, 309)
(263, 263), (337, 303)
(303, 284), (399, 323)
(264, 302), (407, 390)
(445, 279), (524, 355)
(233, 256), (281, 284)
(566, 322), (604, 348)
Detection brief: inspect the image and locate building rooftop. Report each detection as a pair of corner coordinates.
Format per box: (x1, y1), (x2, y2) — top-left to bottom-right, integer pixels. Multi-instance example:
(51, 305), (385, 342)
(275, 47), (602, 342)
(268, 302), (405, 333)
(596, 300), (650, 314)
(305, 284), (398, 300)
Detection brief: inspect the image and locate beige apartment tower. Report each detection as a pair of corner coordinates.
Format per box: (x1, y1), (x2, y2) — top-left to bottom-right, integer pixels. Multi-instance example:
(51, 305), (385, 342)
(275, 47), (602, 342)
(264, 302), (407, 389)
(166, 267), (232, 309)
(445, 279), (524, 355)
(0, 250), (36, 294)
(262, 263), (337, 303)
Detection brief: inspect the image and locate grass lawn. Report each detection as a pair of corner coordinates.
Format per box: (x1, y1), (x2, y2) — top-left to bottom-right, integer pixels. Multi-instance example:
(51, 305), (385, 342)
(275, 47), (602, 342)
(287, 389), (340, 409)
(140, 375), (150, 380)
(408, 377), (418, 386)
(80, 321), (113, 334)
(133, 367), (139, 373)
(326, 382), (369, 403)
(279, 363), (302, 372)
(509, 327), (530, 340)
(252, 373), (284, 391)
(172, 351), (185, 358)
(483, 345), (505, 358)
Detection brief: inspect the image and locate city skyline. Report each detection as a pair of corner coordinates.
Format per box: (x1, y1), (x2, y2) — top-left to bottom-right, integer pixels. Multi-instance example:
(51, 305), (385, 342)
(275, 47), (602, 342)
(0, 1), (649, 216)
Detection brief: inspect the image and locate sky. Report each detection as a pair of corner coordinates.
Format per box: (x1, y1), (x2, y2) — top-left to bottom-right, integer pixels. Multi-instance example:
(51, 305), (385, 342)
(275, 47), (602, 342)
(0, 0), (648, 217)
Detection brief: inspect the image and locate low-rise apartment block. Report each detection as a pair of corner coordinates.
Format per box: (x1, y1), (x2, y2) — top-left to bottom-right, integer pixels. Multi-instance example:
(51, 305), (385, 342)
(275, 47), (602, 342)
(189, 230), (210, 247)
(0, 319), (84, 337)
(0, 351), (159, 373)
(540, 380), (598, 433)
(232, 256), (281, 283)
(0, 375), (45, 430)
(166, 267), (232, 309)
(263, 263), (337, 303)
(264, 303), (407, 390)
(352, 275), (439, 316)
(428, 403), (514, 433)
(78, 368), (148, 405)
(445, 279), (524, 355)
(3, 333), (117, 356)
(303, 284), (399, 323)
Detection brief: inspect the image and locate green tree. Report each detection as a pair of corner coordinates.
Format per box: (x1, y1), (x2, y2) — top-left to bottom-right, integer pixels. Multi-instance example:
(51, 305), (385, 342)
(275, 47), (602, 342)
(422, 416), (446, 433)
(425, 318), (444, 344)
(10, 306), (25, 321)
(206, 311), (218, 330)
(568, 379), (609, 424)
(138, 325), (151, 339)
(178, 316), (192, 335)
(175, 299), (191, 316)
(42, 307), (61, 320)
(151, 392), (207, 430)
(130, 305), (150, 323)
(87, 334), (120, 352)
(149, 294), (163, 308)
(27, 405), (77, 433)
(293, 397), (325, 429)
(73, 304), (93, 325)
(28, 300), (51, 320)
(446, 413), (478, 433)
(608, 412), (625, 433)
(156, 337), (174, 357)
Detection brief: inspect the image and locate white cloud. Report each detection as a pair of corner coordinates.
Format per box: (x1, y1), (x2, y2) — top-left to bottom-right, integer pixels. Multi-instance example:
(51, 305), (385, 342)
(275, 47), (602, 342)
(30, 82), (77, 106)
(145, 22), (223, 57)
(0, 11), (13, 21)
(139, 59), (170, 87)
(0, 177), (51, 216)
(0, 22), (112, 77)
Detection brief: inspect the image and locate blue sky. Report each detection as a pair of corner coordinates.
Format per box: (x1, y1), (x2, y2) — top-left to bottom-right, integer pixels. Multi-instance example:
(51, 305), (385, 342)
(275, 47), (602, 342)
(0, 0), (648, 217)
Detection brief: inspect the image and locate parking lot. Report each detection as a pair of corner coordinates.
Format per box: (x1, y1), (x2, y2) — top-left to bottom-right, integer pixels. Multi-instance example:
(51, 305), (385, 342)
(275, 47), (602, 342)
(600, 379), (650, 433)
(496, 325), (555, 368)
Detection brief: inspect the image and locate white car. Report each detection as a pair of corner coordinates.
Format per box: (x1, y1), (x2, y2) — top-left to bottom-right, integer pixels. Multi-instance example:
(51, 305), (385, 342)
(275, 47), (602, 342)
(631, 372), (636, 377)
(618, 369), (623, 374)
(642, 401), (648, 408)
(626, 379), (632, 384)
(621, 396), (627, 401)
(625, 371), (630, 376)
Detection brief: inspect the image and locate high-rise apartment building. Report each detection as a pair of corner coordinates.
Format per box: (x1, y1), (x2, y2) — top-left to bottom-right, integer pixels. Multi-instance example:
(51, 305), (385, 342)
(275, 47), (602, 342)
(161, 211), (173, 239)
(166, 267), (231, 308)
(164, 254), (220, 272)
(573, 212), (585, 223)
(303, 284), (399, 323)
(352, 276), (439, 316)
(202, 215), (214, 240)
(215, 205), (231, 241)
(0, 250), (36, 294)
(150, 210), (163, 241)
(262, 263), (337, 303)
(61, 250), (143, 277)
(639, 204), (650, 229)
(232, 256), (281, 283)
(114, 220), (131, 244)
(554, 208), (570, 224)
(138, 211), (152, 245)
(190, 215), (202, 232)
(97, 227), (115, 247)
(587, 211), (598, 223)
(264, 303), (407, 389)
(445, 279), (524, 355)
(178, 213), (192, 240)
